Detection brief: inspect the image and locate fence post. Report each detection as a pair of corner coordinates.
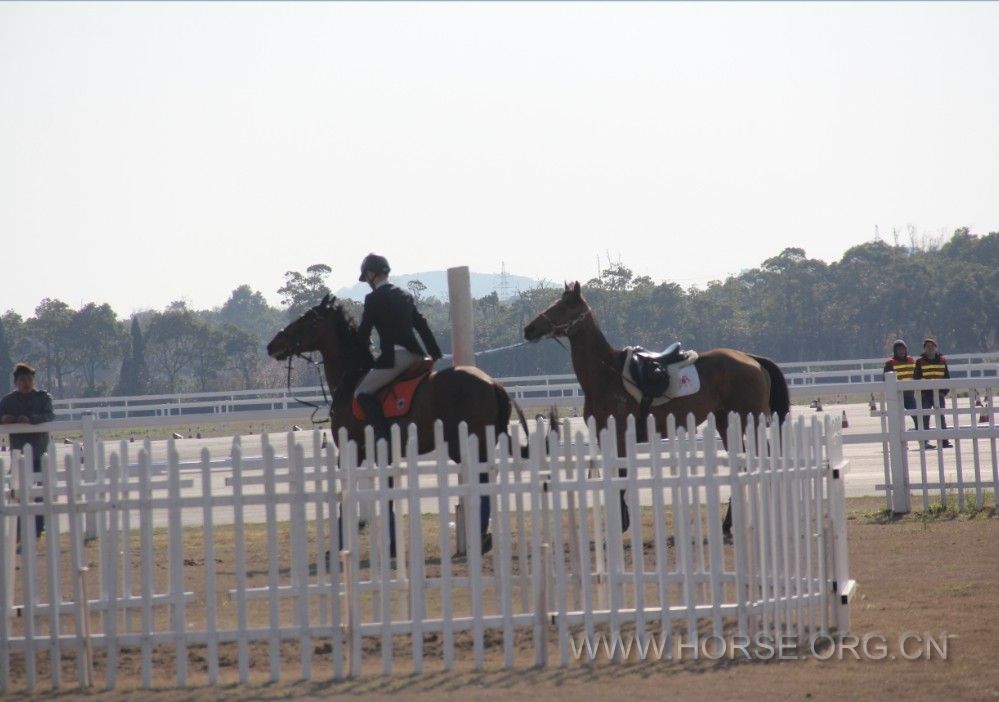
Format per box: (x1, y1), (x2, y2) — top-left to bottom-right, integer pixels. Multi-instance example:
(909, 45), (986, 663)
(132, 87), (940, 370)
(0, 452), (13, 682)
(827, 451), (855, 635)
(883, 373), (911, 514)
(82, 412), (99, 539)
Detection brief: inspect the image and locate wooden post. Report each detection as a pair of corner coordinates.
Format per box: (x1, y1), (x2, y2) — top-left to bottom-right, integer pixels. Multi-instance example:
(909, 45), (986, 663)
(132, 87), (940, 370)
(448, 267), (474, 555)
(447, 266), (475, 368)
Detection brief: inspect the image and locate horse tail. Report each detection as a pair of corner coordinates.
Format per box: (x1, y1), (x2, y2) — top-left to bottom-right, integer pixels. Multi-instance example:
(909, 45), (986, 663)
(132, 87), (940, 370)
(751, 355), (790, 427)
(494, 385), (530, 457)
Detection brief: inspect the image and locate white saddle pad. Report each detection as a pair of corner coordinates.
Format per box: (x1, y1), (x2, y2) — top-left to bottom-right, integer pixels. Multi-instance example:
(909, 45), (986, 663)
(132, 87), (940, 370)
(622, 348), (701, 406)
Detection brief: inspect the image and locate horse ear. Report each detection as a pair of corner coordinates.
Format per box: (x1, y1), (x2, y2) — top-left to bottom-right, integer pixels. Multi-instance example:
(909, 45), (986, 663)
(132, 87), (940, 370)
(572, 281), (581, 297)
(321, 293), (330, 305)
(564, 281), (569, 291)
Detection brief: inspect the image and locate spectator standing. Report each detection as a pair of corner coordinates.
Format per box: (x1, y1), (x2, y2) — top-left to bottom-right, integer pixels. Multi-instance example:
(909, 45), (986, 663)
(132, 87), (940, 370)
(913, 337), (952, 449)
(883, 339), (919, 432)
(0, 362), (55, 542)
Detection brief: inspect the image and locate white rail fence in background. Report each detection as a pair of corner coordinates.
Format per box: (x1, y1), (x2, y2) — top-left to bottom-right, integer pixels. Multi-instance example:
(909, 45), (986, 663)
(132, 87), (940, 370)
(1, 413), (852, 692)
(3, 370), (997, 525)
(36, 351), (999, 421)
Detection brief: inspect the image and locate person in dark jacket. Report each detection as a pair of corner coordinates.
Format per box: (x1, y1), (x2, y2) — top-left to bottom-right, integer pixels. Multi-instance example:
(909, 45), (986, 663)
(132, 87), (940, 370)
(913, 337), (952, 449)
(353, 254), (443, 443)
(1, 362), (55, 542)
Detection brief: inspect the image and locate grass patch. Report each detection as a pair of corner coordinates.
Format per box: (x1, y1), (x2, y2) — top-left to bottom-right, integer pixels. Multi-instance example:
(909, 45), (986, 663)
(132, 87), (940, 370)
(937, 582), (974, 597)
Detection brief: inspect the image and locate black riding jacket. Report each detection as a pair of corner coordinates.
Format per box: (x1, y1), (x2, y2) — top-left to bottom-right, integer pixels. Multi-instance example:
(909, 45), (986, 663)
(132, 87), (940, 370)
(357, 283), (443, 369)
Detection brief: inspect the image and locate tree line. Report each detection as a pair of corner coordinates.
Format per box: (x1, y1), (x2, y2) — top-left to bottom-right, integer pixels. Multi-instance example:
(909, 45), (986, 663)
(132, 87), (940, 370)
(1, 230), (995, 398)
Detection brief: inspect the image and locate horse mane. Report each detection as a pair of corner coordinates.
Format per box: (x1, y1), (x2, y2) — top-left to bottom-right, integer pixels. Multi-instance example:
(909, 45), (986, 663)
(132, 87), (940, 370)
(324, 300), (373, 372)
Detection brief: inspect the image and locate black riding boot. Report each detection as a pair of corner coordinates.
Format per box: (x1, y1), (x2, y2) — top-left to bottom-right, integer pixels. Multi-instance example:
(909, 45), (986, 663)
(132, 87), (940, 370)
(356, 393), (391, 447)
(356, 392), (396, 556)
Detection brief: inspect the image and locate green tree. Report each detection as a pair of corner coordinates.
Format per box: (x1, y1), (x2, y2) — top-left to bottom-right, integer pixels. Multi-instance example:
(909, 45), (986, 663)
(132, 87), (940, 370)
(407, 279), (427, 302)
(190, 323), (226, 391)
(223, 324), (261, 389)
(278, 264), (333, 318)
(220, 285), (284, 342)
(146, 309), (201, 392)
(72, 302), (123, 395)
(115, 317), (151, 396)
(25, 298), (78, 395)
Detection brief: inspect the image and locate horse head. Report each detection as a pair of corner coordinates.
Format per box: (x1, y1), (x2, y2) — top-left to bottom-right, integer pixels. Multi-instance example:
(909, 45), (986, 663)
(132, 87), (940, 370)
(267, 294), (371, 370)
(523, 281), (591, 341)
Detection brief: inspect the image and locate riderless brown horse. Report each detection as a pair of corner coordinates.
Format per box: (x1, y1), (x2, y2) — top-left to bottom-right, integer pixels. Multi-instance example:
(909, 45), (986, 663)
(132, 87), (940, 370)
(267, 294), (529, 552)
(523, 282), (790, 532)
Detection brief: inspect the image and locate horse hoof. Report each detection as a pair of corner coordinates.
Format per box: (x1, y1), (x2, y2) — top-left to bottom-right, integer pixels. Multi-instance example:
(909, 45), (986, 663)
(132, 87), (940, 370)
(481, 532), (493, 555)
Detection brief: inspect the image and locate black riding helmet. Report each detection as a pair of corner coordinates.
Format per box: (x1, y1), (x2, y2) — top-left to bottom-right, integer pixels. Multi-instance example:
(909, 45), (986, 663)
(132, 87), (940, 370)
(358, 253), (391, 281)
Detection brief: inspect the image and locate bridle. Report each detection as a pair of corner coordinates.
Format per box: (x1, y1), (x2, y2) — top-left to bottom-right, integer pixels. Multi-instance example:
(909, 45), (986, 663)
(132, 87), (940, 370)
(539, 304), (622, 376)
(281, 308), (333, 425)
(539, 307), (593, 339)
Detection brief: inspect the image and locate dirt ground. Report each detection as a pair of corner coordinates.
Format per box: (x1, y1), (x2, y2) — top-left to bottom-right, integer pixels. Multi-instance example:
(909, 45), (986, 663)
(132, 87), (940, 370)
(4, 496), (999, 701)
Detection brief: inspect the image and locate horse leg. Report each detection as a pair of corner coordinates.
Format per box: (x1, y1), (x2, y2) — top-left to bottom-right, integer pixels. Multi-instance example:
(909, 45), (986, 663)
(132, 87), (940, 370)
(477, 431), (494, 553)
(616, 432), (631, 533)
(714, 411), (734, 536)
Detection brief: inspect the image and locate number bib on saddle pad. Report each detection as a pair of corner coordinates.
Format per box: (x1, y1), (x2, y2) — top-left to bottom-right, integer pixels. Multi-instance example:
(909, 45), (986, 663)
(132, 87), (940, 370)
(352, 360), (434, 421)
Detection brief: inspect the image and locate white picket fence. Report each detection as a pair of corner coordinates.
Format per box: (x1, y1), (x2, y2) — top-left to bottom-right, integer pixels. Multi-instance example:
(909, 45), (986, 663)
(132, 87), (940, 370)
(1, 412), (853, 692)
(879, 375), (999, 513)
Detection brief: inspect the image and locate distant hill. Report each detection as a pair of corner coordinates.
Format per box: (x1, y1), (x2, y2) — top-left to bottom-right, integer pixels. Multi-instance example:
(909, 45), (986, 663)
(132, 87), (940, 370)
(335, 270), (538, 302)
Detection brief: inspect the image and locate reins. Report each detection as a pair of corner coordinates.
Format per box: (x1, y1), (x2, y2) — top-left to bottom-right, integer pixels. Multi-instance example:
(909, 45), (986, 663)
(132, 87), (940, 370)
(286, 353), (332, 425)
(540, 308), (592, 338)
(542, 307), (623, 376)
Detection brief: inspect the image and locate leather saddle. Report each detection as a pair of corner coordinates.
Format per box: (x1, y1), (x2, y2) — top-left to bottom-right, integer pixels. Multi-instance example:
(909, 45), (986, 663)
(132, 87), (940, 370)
(352, 357), (435, 421)
(628, 342), (687, 398)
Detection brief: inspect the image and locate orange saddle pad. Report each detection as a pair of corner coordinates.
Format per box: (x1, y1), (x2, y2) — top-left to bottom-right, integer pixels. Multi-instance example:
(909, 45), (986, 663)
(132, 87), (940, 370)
(352, 359), (434, 421)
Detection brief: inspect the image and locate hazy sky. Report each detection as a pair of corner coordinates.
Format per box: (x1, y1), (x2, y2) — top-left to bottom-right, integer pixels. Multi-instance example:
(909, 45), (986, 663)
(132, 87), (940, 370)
(2, 2), (997, 318)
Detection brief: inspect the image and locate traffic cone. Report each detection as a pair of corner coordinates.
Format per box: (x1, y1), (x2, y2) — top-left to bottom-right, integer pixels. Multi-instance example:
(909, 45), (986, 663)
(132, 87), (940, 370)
(841, 410), (849, 429)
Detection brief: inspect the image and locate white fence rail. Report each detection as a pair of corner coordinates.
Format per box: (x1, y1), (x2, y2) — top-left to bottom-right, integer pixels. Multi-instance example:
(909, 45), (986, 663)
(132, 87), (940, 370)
(4, 371), (997, 523)
(1, 413), (852, 691)
(879, 375), (999, 513)
(37, 351), (999, 421)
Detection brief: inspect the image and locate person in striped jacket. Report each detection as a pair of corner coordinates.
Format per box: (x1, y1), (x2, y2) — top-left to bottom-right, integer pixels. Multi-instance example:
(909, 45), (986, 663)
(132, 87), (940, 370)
(914, 337), (952, 449)
(883, 339), (918, 431)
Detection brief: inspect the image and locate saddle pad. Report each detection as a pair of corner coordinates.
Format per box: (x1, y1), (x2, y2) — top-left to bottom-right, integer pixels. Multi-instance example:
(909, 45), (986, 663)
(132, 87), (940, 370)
(352, 371), (431, 421)
(622, 348), (700, 406)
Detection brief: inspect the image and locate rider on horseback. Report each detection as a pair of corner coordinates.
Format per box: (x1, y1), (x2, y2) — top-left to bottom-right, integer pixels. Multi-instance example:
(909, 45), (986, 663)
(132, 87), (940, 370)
(354, 253), (443, 445)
